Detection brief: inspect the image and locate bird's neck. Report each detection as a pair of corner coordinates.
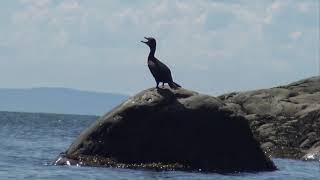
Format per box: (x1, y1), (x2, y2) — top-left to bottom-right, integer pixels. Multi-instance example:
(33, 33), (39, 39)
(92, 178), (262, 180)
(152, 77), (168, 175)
(148, 47), (156, 60)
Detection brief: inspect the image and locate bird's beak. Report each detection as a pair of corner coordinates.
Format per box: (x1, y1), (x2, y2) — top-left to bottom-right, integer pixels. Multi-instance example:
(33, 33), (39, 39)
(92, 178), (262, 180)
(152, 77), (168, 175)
(140, 37), (149, 44)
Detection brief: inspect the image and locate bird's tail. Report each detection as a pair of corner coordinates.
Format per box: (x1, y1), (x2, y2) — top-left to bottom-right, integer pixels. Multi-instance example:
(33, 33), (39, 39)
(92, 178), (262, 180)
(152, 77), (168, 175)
(169, 82), (181, 89)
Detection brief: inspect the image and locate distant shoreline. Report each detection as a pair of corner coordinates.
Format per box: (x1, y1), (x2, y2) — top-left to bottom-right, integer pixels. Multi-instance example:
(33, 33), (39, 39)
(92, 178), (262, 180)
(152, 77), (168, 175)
(0, 110), (99, 117)
(0, 87), (128, 115)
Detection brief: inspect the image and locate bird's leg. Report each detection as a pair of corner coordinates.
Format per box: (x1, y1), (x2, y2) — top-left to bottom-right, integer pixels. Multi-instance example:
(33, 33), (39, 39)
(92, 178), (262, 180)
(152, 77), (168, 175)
(162, 82), (165, 87)
(156, 81), (159, 88)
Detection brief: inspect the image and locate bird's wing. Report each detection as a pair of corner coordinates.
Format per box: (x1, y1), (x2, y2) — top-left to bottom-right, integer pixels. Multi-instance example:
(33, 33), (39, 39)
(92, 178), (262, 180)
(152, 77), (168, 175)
(148, 60), (160, 81)
(155, 58), (173, 81)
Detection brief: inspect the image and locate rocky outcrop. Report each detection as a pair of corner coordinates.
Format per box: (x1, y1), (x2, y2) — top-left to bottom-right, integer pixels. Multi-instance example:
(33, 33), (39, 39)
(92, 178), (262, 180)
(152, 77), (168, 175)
(219, 76), (320, 160)
(55, 87), (276, 172)
(302, 145), (320, 161)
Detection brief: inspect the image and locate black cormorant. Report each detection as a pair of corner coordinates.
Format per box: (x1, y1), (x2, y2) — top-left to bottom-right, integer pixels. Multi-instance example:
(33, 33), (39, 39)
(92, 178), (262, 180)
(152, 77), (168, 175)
(141, 37), (181, 89)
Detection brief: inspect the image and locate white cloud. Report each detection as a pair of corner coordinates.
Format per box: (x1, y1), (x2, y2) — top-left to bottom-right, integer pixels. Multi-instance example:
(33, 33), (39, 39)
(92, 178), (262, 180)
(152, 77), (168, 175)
(289, 31), (302, 40)
(297, 2), (310, 13)
(263, 14), (273, 24)
(264, 1), (288, 24)
(58, 1), (82, 12)
(270, 1), (282, 11)
(20, 0), (51, 7)
(54, 30), (69, 48)
(12, 3), (50, 24)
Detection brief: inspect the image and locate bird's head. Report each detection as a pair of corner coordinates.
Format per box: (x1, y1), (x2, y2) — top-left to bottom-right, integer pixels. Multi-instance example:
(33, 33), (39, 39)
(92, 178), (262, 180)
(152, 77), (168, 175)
(141, 37), (156, 49)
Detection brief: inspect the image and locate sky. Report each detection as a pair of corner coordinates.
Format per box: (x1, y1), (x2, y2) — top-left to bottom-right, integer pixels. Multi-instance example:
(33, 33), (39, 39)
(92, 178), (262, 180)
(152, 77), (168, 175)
(0, 0), (319, 95)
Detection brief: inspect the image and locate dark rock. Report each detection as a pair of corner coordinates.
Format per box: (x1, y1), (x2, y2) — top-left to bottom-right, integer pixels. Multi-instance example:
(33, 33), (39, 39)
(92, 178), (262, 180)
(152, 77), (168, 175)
(261, 142), (275, 153)
(55, 87), (276, 172)
(300, 139), (311, 149)
(219, 76), (320, 160)
(257, 123), (276, 137)
(312, 141), (320, 148)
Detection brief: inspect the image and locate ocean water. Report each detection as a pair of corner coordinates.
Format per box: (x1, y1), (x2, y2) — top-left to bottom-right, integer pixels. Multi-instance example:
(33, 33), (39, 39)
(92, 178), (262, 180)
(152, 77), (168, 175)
(0, 111), (319, 180)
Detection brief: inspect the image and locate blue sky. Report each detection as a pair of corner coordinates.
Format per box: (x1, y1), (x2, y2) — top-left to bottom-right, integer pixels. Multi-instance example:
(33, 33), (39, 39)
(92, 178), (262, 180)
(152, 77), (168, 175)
(0, 0), (319, 95)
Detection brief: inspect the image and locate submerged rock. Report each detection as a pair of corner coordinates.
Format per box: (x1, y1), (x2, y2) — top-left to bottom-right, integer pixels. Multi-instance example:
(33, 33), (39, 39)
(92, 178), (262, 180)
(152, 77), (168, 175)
(219, 76), (320, 160)
(55, 87), (276, 172)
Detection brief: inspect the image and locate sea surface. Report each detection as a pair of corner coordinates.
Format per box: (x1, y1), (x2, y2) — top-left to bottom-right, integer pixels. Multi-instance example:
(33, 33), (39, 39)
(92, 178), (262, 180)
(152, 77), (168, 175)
(1, 111), (319, 180)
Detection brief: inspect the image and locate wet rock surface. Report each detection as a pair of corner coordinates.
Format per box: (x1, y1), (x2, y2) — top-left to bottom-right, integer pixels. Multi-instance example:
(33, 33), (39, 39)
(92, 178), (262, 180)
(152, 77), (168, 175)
(219, 76), (320, 160)
(55, 87), (276, 172)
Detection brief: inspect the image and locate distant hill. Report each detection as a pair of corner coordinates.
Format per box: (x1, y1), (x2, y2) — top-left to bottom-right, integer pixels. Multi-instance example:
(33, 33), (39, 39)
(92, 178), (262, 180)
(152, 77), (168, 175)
(0, 87), (128, 115)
